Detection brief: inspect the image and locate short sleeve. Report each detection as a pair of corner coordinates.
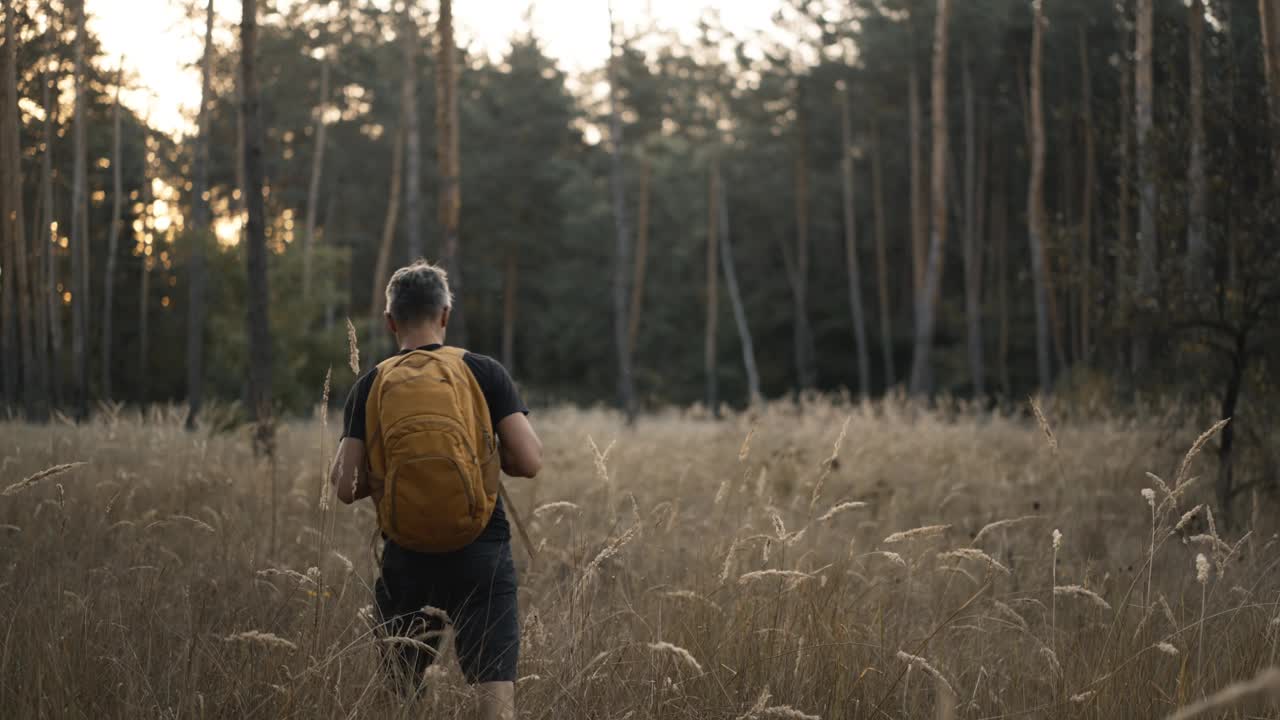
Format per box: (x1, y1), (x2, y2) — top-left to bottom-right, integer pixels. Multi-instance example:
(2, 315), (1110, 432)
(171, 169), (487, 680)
(463, 353), (529, 428)
(341, 369), (378, 441)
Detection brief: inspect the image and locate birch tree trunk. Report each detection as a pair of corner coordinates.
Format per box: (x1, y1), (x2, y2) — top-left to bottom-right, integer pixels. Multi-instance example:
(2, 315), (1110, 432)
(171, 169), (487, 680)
(369, 127), (404, 359)
(839, 82), (870, 398)
(962, 45), (985, 397)
(102, 64), (123, 401)
(1133, 0), (1157, 374)
(186, 0), (214, 430)
(70, 0), (89, 419)
(705, 159), (721, 414)
(1027, 0), (1053, 391)
(607, 6), (636, 420)
(241, 0), (274, 444)
(1186, 0), (1208, 287)
(908, 0), (952, 396)
(302, 55), (328, 301)
(870, 124), (895, 389)
(1079, 27), (1096, 363)
(402, 11), (422, 262)
(627, 155), (650, 361)
(717, 171), (760, 405)
(436, 0), (467, 346)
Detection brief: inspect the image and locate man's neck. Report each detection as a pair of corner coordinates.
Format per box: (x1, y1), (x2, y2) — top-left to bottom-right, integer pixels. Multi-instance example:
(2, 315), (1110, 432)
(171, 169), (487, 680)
(397, 329), (446, 351)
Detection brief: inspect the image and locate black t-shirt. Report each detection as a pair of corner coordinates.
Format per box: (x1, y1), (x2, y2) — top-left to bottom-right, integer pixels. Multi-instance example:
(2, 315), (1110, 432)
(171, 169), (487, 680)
(341, 343), (528, 544)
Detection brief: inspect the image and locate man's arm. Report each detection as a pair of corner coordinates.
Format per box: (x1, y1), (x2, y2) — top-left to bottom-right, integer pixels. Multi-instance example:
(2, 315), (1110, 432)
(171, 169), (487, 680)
(496, 412), (542, 478)
(329, 437), (372, 504)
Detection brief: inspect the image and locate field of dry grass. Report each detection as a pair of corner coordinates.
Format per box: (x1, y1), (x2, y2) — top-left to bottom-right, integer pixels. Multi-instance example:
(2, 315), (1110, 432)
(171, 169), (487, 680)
(2, 398), (1278, 719)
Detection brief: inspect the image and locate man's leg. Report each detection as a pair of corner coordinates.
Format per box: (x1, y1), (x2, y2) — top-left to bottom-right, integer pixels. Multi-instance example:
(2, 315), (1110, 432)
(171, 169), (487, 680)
(374, 542), (444, 696)
(453, 542), (520, 718)
(476, 682), (515, 720)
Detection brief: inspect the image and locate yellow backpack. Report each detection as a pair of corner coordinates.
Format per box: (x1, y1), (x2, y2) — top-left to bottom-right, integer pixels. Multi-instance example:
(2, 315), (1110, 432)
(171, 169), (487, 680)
(365, 346), (500, 553)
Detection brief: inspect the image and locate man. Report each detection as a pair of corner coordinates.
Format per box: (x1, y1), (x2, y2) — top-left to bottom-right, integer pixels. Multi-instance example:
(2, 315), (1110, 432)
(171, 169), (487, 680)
(329, 261), (541, 720)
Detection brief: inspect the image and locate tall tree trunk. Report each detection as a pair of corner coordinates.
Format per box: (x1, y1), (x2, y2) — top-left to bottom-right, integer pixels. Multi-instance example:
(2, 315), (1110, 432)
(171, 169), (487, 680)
(102, 64), (123, 402)
(870, 124), (895, 389)
(1261, 0), (1280, 180)
(839, 83), (871, 398)
(70, 0), (89, 419)
(186, 0), (214, 430)
(241, 0), (274, 445)
(501, 244), (517, 371)
(993, 151), (1011, 396)
(717, 171), (760, 405)
(962, 45), (985, 397)
(369, 126), (404, 359)
(1027, 0), (1053, 391)
(627, 155), (650, 361)
(1116, 55), (1132, 372)
(436, 0), (467, 346)
(908, 64), (926, 300)
(705, 158), (721, 414)
(2, 0), (33, 415)
(41, 58), (60, 408)
(908, 0), (952, 396)
(607, 6), (636, 420)
(787, 83), (818, 392)
(1079, 27), (1096, 364)
(0, 3), (14, 410)
(302, 55), (329, 301)
(402, 11), (422, 262)
(1133, 0), (1157, 374)
(1186, 0), (1208, 287)
(138, 153), (151, 396)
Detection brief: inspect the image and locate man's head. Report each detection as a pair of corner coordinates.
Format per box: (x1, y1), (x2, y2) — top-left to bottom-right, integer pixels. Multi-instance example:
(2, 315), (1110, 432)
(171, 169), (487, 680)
(384, 261), (453, 343)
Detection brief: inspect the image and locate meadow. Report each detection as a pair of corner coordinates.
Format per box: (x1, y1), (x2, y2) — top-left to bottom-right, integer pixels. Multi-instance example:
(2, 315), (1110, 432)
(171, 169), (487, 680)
(1, 397), (1278, 719)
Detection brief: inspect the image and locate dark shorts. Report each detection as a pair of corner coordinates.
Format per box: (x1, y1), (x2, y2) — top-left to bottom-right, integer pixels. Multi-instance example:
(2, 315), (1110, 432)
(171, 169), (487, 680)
(374, 539), (520, 686)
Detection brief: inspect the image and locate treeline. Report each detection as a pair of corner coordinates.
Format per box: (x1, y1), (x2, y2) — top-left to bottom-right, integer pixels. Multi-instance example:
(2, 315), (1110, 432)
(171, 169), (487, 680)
(2, 0), (1279, 434)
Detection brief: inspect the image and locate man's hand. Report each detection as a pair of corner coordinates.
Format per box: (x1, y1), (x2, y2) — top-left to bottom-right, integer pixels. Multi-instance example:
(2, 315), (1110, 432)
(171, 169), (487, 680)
(496, 413), (542, 478)
(330, 437), (372, 504)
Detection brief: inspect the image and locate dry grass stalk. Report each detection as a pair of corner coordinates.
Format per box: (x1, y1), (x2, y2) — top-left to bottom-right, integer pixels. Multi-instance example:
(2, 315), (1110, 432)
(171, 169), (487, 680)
(1054, 585), (1112, 611)
(647, 641), (703, 674)
(345, 318), (360, 375)
(896, 650), (956, 697)
(809, 415), (851, 511)
(971, 515), (1041, 545)
(751, 708), (820, 720)
(1070, 690), (1097, 703)
(1028, 396), (1058, 454)
(2, 462), (87, 496)
(533, 501), (581, 518)
(1174, 417), (1230, 489)
(223, 631), (298, 651)
(1155, 642), (1179, 656)
(1164, 667), (1280, 720)
(739, 423), (757, 462)
(885, 524), (951, 544)
(819, 501), (868, 523)
(739, 569), (814, 587)
(937, 549), (1010, 575)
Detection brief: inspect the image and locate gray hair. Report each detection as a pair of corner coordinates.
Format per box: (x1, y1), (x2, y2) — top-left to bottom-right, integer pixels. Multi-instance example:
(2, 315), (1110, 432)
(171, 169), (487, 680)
(385, 261), (453, 327)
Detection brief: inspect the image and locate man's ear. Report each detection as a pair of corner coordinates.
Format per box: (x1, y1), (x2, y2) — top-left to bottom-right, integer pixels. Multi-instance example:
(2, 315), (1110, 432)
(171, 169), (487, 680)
(384, 312), (397, 336)
(440, 307), (451, 330)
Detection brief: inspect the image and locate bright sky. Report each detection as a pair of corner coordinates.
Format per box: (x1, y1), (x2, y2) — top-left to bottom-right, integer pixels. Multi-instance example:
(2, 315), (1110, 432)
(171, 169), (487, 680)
(88, 0), (781, 138)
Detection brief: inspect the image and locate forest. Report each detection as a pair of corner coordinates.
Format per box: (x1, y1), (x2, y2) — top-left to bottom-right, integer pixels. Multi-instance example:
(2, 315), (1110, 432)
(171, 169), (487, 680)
(5, 3), (1280, 718)
(2, 0), (1280, 434)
